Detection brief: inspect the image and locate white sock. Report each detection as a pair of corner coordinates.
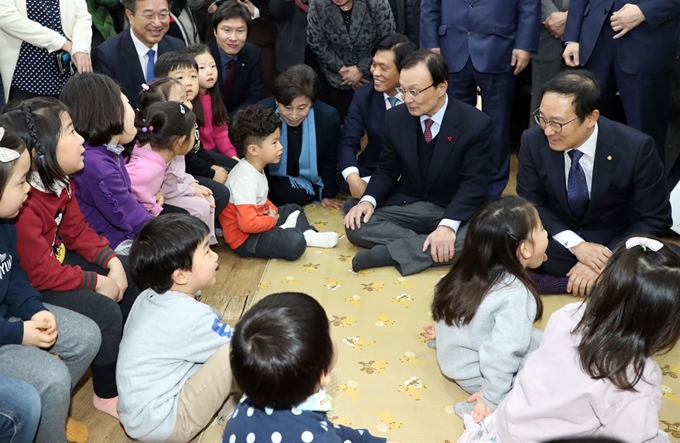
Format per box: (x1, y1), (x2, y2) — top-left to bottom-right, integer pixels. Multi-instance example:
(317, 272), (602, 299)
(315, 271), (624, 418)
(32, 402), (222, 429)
(304, 230), (339, 248)
(279, 210), (300, 229)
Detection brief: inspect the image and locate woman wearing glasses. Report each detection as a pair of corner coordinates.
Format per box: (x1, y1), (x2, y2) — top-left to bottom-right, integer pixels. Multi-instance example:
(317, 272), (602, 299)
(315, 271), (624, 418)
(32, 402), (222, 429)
(0, 0), (93, 103)
(258, 64), (344, 210)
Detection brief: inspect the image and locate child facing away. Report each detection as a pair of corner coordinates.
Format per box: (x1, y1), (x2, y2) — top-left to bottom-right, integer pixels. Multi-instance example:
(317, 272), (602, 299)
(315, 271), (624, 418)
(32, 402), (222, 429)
(60, 72), (152, 253)
(424, 196), (547, 423)
(220, 105), (339, 260)
(125, 101), (219, 245)
(183, 44), (239, 159)
(224, 291), (399, 443)
(2, 97), (142, 419)
(469, 236), (680, 443)
(0, 123), (100, 443)
(119, 214), (235, 443)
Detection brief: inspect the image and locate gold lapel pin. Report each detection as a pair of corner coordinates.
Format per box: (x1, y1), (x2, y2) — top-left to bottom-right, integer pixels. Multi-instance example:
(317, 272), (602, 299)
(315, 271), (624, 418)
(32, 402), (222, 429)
(607, 156), (612, 161)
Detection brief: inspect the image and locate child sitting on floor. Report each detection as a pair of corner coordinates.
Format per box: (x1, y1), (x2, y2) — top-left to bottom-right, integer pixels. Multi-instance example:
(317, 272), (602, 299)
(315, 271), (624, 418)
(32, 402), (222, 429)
(223, 291), (399, 443)
(220, 105), (338, 260)
(119, 214), (236, 443)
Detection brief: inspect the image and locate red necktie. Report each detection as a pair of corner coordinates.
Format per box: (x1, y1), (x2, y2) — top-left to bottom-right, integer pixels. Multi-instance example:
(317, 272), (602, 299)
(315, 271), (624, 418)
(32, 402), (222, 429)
(223, 59), (237, 95)
(424, 118), (434, 143)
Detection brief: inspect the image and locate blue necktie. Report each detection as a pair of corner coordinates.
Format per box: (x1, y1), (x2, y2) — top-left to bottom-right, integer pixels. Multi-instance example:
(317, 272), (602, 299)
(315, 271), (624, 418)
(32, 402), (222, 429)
(387, 96), (399, 108)
(146, 49), (156, 81)
(567, 150), (589, 219)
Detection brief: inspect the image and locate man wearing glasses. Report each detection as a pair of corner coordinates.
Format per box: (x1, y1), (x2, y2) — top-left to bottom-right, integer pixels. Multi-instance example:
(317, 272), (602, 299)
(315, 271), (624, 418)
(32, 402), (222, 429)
(517, 70), (671, 297)
(93, 0), (185, 108)
(344, 50), (493, 276)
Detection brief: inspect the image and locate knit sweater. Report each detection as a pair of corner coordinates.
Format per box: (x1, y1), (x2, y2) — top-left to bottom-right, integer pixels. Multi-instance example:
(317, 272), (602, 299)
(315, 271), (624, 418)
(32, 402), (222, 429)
(198, 93), (237, 157)
(14, 176), (117, 291)
(74, 142), (153, 249)
(0, 219), (46, 345)
(434, 274), (542, 409)
(220, 159), (277, 249)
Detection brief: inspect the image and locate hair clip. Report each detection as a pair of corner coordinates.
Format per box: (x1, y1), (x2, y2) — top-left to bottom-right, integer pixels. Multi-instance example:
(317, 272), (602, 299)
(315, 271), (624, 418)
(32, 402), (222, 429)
(505, 230), (519, 241)
(625, 237), (663, 252)
(141, 126), (154, 133)
(0, 128), (20, 163)
(141, 83), (150, 91)
(179, 104), (186, 115)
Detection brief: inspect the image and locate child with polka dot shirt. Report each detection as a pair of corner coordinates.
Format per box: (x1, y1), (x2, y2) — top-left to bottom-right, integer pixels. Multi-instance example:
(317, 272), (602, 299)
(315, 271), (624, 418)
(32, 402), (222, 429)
(223, 292), (400, 443)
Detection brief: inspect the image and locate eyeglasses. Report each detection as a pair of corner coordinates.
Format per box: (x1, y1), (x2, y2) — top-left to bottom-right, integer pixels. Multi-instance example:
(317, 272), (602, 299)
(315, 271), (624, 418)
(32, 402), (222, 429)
(532, 108), (578, 133)
(396, 84), (435, 98)
(136, 11), (171, 21)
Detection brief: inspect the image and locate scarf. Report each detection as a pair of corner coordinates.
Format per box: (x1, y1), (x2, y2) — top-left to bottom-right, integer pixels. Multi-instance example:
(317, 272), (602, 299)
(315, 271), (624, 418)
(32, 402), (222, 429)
(269, 107), (323, 198)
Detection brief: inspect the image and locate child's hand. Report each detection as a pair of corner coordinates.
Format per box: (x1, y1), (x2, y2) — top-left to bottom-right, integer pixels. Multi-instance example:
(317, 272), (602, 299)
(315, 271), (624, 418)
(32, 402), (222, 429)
(155, 190), (165, 207)
(31, 310), (57, 336)
(467, 393), (494, 423)
(107, 257), (128, 299)
(265, 207), (280, 222)
(95, 275), (122, 302)
(211, 165), (228, 184)
(423, 324), (436, 340)
(23, 320), (58, 348)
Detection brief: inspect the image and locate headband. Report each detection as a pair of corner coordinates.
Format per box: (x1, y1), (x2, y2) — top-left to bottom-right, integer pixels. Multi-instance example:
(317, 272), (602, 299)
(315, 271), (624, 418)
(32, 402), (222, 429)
(0, 128), (20, 163)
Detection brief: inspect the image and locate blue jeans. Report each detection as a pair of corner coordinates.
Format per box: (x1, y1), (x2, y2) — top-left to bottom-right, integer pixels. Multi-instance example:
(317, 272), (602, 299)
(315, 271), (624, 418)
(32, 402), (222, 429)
(0, 375), (41, 443)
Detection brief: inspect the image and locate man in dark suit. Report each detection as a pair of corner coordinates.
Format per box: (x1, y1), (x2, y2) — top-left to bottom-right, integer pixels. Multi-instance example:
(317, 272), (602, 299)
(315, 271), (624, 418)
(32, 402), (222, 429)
(92, 0), (185, 108)
(387, 0), (421, 46)
(563, 0), (680, 161)
(344, 50), (493, 276)
(338, 33), (416, 200)
(209, 0), (265, 114)
(420, 0), (540, 198)
(518, 70), (671, 297)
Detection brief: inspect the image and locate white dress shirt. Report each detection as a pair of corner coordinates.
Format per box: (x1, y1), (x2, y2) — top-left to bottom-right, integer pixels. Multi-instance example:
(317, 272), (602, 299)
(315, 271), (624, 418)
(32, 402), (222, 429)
(552, 123), (599, 251)
(130, 30), (158, 82)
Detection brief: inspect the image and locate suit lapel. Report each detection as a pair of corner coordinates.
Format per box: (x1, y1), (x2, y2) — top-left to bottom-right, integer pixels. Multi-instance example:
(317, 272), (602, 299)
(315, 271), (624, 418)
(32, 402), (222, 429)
(583, 123), (618, 223)
(425, 103), (460, 192)
(545, 140), (570, 217)
(122, 30), (146, 88)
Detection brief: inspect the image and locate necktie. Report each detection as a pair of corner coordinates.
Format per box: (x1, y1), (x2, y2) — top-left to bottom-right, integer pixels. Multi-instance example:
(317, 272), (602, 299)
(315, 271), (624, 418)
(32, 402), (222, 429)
(387, 96), (399, 109)
(567, 150), (589, 219)
(424, 118), (434, 143)
(223, 59), (237, 95)
(146, 49), (156, 81)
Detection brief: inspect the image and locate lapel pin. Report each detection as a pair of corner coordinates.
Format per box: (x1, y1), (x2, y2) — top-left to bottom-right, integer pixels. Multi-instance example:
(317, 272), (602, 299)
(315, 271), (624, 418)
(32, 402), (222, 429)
(447, 136), (452, 142)
(607, 155), (612, 161)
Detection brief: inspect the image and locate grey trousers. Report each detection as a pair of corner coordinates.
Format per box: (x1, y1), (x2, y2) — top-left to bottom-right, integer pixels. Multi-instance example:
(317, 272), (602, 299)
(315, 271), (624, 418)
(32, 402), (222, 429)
(0, 304), (101, 443)
(345, 201), (468, 276)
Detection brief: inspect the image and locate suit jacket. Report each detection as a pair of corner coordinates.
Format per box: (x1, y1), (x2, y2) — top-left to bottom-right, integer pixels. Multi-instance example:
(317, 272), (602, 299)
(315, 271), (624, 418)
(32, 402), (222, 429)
(516, 117), (671, 250)
(420, 0), (541, 74)
(258, 97), (341, 199)
(270, 0), (308, 72)
(388, 0), (421, 46)
(92, 29), (185, 108)
(307, 0), (395, 89)
(563, 0), (680, 74)
(209, 39), (265, 115)
(366, 95), (493, 222)
(532, 0), (570, 62)
(338, 82), (389, 177)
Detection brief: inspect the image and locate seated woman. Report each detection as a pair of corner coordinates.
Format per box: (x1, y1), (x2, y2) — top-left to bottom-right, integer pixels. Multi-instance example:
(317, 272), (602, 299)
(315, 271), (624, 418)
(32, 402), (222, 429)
(258, 64), (342, 210)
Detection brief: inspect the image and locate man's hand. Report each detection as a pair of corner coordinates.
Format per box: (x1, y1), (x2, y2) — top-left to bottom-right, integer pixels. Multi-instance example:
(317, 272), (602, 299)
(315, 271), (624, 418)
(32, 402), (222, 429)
(347, 173), (368, 199)
(570, 242), (612, 273)
(544, 11), (568, 39)
(31, 310), (57, 336)
(566, 262), (598, 297)
(422, 226), (456, 263)
(23, 320), (57, 348)
(72, 52), (92, 73)
(155, 189), (165, 207)
(344, 201), (375, 230)
(107, 257), (128, 300)
(563, 42), (580, 67)
(467, 393), (494, 424)
(236, 0), (256, 17)
(265, 207), (279, 223)
(321, 198), (343, 210)
(211, 165), (228, 184)
(611, 4), (645, 39)
(511, 49), (530, 75)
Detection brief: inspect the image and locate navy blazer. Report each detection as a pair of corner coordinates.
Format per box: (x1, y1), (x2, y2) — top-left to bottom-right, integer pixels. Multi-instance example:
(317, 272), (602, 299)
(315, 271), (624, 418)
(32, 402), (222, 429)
(338, 83), (389, 178)
(420, 0), (540, 74)
(92, 29), (185, 108)
(563, 0), (680, 74)
(517, 117), (672, 249)
(258, 97), (341, 199)
(209, 40), (265, 115)
(366, 95), (493, 222)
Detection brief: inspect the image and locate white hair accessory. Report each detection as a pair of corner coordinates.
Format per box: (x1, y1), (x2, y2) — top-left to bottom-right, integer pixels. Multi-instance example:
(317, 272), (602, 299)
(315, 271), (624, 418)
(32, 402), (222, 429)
(0, 128), (20, 163)
(625, 237), (663, 252)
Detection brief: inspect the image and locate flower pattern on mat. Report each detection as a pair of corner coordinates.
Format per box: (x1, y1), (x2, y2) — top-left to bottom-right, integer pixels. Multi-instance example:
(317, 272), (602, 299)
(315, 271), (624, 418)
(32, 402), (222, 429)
(338, 255), (353, 262)
(661, 421), (680, 438)
(359, 360), (388, 374)
(328, 415), (353, 427)
(392, 293), (414, 307)
(361, 283), (384, 291)
(324, 278), (343, 290)
(337, 381), (362, 400)
(662, 364), (679, 379)
(302, 263), (321, 272)
(377, 410), (403, 430)
(375, 314), (395, 326)
(399, 351), (427, 365)
(397, 377), (427, 400)
(393, 277), (414, 287)
(281, 276), (299, 285)
(344, 295), (362, 306)
(342, 336), (375, 350)
(331, 315), (356, 327)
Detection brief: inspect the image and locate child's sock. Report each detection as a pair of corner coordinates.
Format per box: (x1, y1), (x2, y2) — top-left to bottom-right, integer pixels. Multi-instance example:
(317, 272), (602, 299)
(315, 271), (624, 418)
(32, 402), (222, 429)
(93, 394), (119, 419)
(279, 210), (300, 229)
(352, 245), (398, 271)
(303, 230), (339, 248)
(66, 417), (89, 443)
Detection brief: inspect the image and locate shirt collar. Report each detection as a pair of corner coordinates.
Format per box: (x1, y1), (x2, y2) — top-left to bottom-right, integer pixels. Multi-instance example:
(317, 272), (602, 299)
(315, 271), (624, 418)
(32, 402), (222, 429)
(217, 45), (239, 69)
(29, 171), (71, 198)
(130, 30), (159, 58)
(420, 94), (448, 126)
(383, 91), (404, 105)
(566, 122), (598, 158)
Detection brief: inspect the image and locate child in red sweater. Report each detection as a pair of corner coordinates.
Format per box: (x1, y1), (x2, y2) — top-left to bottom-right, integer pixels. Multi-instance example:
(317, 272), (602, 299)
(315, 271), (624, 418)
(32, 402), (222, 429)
(3, 97), (142, 419)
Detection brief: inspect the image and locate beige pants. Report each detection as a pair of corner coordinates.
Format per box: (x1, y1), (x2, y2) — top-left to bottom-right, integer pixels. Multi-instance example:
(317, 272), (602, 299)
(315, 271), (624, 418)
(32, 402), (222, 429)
(167, 343), (233, 443)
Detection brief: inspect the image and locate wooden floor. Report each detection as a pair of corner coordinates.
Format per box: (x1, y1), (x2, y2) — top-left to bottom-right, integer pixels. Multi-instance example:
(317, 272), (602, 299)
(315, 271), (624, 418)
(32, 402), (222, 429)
(70, 243), (267, 442)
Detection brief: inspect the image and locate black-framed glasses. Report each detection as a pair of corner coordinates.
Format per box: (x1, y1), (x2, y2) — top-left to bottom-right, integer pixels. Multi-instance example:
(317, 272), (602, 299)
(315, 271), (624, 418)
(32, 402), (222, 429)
(396, 84), (435, 98)
(532, 108), (578, 133)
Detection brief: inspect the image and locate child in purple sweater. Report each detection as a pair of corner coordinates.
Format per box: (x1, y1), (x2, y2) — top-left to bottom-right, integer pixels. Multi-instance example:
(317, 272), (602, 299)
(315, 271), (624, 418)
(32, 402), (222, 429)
(61, 73), (152, 252)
